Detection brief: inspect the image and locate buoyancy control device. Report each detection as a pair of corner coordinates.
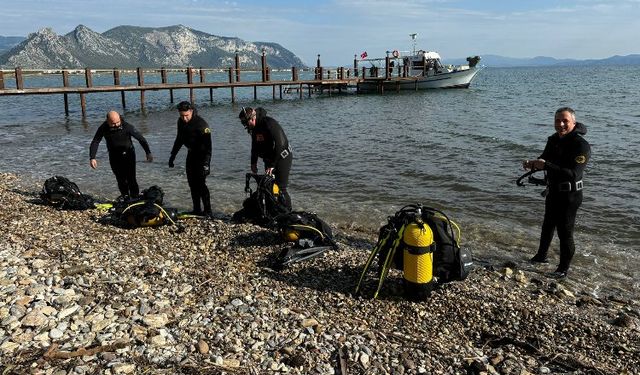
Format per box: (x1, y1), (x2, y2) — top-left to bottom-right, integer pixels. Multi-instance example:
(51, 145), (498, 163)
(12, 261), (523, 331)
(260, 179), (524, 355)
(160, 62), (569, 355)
(41, 176), (94, 210)
(356, 204), (472, 300)
(112, 186), (177, 227)
(231, 173), (291, 226)
(271, 211), (338, 267)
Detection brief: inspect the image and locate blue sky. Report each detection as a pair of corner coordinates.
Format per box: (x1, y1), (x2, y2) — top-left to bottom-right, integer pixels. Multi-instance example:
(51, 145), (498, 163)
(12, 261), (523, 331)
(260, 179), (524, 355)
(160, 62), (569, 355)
(1, 0), (639, 65)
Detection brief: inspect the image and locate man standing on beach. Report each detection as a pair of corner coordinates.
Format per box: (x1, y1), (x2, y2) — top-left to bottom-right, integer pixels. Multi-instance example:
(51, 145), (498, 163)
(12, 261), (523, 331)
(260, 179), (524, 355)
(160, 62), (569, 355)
(89, 111), (153, 199)
(523, 107), (590, 278)
(238, 106), (293, 210)
(168, 101), (212, 216)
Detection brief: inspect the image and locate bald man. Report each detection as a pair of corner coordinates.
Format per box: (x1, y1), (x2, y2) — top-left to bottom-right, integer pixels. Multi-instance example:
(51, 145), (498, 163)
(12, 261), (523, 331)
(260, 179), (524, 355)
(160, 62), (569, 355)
(89, 111), (153, 199)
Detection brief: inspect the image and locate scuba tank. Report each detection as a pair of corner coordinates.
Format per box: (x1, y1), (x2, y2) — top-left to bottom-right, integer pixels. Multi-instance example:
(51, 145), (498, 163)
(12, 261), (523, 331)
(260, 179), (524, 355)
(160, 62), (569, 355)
(401, 220), (435, 300)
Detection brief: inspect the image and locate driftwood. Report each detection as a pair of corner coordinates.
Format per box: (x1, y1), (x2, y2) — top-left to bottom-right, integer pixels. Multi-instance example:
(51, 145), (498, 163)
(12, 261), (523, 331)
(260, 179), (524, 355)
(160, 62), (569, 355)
(338, 345), (348, 375)
(43, 340), (129, 360)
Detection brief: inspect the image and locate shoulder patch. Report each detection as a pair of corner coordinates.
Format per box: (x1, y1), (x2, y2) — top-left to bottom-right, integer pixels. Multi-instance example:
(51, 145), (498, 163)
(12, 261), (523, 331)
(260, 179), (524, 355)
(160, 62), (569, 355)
(203, 128), (211, 134)
(575, 155), (587, 164)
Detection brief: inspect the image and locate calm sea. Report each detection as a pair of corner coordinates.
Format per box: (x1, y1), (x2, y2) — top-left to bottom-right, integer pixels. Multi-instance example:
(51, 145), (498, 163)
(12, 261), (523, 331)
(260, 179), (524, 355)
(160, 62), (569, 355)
(1, 66), (638, 298)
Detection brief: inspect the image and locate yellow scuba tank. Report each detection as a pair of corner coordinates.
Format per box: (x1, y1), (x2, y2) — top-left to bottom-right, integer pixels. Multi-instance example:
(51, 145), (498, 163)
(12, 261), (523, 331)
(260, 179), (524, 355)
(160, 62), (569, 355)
(272, 182), (280, 196)
(402, 221), (435, 300)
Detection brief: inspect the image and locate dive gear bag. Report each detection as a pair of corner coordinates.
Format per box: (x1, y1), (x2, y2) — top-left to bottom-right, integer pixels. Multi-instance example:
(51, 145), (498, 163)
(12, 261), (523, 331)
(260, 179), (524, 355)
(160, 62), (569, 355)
(356, 204), (472, 300)
(112, 186), (177, 227)
(231, 173), (291, 226)
(271, 211), (338, 267)
(41, 176), (94, 210)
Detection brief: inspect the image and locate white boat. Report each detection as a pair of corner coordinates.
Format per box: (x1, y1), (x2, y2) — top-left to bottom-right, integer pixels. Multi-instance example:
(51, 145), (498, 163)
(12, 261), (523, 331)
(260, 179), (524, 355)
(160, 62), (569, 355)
(356, 34), (481, 91)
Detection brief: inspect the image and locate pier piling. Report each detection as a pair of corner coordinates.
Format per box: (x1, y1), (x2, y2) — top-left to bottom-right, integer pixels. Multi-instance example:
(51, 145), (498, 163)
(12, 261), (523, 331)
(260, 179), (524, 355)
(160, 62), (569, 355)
(1, 50), (434, 117)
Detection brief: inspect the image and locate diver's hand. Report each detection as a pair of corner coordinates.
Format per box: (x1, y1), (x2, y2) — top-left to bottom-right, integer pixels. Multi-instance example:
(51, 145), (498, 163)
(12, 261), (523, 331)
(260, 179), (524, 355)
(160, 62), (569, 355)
(168, 155), (175, 168)
(531, 159), (546, 170)
(265, 167), (274, 176)
(523, 159), (545, 170)
(203, 165), (210, 176)
(146, 153), (153, 162)
(90, 159), (98, 169)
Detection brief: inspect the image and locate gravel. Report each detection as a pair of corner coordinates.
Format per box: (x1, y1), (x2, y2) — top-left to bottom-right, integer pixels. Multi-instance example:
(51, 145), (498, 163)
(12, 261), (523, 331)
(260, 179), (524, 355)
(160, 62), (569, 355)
(1, 172), (638, 374)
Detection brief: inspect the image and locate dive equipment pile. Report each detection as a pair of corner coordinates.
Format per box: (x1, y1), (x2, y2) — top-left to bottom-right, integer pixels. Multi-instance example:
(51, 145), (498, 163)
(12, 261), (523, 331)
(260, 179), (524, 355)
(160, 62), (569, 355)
(41, 176), (94, 210)
(271, 211), (338, 267)
(231, 173), (291, 226)
(110, 186), (178, 227)
(356, 204), (472, 300)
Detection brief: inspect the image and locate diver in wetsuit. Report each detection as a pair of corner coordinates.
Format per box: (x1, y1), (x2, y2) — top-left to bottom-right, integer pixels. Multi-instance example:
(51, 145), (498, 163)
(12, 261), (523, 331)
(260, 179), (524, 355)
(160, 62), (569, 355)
(523, 107), (590, 278)
(238, 107), (293, 210)
(168, 101), (212, 216)
(89, 111), (153, 198)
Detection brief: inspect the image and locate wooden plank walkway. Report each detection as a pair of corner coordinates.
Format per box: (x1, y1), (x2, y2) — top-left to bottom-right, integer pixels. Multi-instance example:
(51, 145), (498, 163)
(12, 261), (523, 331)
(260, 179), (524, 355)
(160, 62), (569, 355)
(0, 52), (425, 116)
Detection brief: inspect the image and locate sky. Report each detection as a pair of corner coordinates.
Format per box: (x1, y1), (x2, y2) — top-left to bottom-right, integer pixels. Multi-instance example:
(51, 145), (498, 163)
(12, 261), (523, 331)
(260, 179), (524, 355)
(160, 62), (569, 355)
(1, 0), (639, 66)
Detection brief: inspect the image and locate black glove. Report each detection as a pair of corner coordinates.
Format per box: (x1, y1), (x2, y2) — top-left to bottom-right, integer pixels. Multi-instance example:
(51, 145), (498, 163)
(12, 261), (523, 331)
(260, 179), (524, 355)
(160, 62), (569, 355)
(203, 165), (210, 176)
(168, 155), (175, 168)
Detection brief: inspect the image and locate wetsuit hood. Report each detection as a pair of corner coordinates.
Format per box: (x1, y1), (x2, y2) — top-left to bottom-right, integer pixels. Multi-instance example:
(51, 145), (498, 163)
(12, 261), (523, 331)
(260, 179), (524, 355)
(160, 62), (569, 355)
(255, 107), (268, 124)
(574, 122), (587, 135)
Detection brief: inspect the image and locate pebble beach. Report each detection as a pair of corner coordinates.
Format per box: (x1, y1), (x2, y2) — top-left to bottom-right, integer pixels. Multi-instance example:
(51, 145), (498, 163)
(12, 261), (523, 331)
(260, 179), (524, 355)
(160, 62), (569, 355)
(1, 173), (638, 375)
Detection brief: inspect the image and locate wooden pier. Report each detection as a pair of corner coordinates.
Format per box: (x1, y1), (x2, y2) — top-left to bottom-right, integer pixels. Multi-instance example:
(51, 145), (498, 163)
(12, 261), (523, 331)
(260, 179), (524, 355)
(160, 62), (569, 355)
(0, 52), (428, 116)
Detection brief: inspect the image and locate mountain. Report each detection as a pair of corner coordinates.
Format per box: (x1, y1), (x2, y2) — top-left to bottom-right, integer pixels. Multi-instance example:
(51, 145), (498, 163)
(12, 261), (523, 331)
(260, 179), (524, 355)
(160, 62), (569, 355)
(0, 36), (25, 54)
(0, 25), (306, 69)
(446, 54), (640, 67)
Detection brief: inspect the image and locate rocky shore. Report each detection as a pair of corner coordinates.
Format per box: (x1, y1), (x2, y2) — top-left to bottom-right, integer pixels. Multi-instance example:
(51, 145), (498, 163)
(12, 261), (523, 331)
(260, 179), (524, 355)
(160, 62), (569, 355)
(1, 173), (638, 374)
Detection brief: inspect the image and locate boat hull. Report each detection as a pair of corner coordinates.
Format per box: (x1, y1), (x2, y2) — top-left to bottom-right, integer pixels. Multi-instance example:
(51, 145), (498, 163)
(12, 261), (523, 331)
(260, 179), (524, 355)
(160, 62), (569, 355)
(357, 67), (480, 92)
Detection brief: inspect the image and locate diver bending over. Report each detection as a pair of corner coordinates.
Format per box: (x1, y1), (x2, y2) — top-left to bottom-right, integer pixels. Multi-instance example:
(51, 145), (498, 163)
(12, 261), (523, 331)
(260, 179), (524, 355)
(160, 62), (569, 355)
(238, 107), (293, 210)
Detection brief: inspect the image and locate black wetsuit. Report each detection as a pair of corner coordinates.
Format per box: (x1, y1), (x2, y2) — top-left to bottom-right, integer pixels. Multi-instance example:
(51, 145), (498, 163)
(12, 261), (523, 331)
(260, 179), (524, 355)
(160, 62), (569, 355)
(89, 120), (151, 198)
(169, 113), (212, 214)
(535, 122), (590, 273)
(251, 108), (293, 209)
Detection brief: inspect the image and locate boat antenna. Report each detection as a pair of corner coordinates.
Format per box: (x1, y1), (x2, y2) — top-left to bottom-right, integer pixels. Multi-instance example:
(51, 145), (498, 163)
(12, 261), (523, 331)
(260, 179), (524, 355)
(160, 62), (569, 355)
(409, 33), (418, 54)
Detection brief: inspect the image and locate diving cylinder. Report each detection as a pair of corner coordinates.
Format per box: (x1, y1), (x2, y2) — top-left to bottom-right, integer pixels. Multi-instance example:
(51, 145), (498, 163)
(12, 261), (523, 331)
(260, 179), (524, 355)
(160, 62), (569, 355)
(402, 221), (435, 300)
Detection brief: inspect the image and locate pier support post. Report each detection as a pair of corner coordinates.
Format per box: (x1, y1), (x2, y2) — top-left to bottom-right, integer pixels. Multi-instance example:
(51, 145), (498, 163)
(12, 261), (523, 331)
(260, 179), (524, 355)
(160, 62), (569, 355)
(187, 67), (195, 103)
(0, 70), (4, 90)
(85, 68), (93, 88)
(62, 70), (70, 116)
(137, 67), (145, 111)
(261, 50), (267, 82)
(80, 92), (86, 117)
(228, 67), (235, 103)
(161, 67), (173, 104)
(354, 55), (358, 77)
(316, 54), (321, 79)
(385, 56), (390, 80)
(114, 69), (126, 109)
(15, 67), (24, 90)
(235, 53), (241, 82)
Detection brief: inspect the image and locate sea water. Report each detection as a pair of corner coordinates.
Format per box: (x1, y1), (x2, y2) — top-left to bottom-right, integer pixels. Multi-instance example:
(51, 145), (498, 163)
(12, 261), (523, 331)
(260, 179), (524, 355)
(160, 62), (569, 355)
(1, 66), (638, 298)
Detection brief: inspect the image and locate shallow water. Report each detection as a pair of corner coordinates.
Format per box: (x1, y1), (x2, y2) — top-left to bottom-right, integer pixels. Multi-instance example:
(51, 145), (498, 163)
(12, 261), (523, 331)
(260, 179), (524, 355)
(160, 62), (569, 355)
(1, 66), (638, 298)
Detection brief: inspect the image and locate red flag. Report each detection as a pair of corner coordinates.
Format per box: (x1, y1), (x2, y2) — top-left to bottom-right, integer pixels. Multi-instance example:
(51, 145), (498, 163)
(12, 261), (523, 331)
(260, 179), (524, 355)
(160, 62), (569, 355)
(360, 51), (368, 59)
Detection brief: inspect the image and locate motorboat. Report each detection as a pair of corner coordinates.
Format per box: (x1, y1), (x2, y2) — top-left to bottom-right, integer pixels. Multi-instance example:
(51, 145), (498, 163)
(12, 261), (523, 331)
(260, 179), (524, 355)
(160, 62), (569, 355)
(356, 34), (481, 91)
